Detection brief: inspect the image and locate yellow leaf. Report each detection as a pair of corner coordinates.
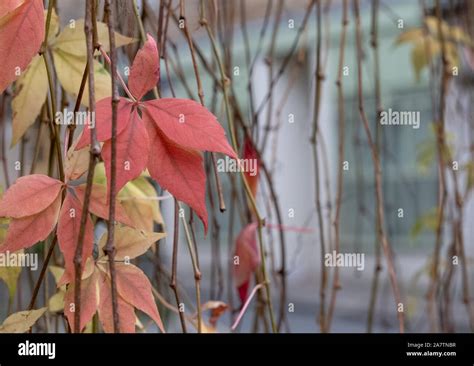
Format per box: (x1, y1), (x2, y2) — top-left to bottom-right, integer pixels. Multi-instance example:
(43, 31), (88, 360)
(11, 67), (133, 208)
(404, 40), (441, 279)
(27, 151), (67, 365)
(425, 16), (451, 39)
(395, 28), (424, 45)
(411, 36), (440, 82)
(11, 55), (48, 146)
(48, 265), (65, 286)
(200, 322), (217, 333)
(0, 187), (7, 244)
(53, 19), (135, 57)
(65, 141), (89, 181)
(119, 178), (164, 231)
(0, 251), (23, 299)
(53, 49), (111, 107)
(93, 162), (107, 184)
(94, 163), (165, 231)
(45, 9), (59, 44)
(445, 42), (460, 70)
(48, 290), (65, 313)
(98, 226), (165, 261)
(0, 217), (7, 244)
(425, 16), (472, 46)
(0, 307), (47, 333)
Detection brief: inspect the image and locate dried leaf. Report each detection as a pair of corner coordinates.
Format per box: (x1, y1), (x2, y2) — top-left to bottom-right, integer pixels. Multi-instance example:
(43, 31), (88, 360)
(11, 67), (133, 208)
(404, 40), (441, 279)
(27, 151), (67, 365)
(98, 226), (165, 261)
(0, 307), (47, 333)
(65, 143), (90, 182)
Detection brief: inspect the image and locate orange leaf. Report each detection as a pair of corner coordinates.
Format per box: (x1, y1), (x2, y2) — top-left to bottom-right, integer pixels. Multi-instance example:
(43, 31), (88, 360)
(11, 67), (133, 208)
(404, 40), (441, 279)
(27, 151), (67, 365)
(233, 223), (260, 303)
(102, 108), (149, 195)
(144, 115), (208, 232)
(128, 34), (159, 100)
(97, 270), (136, 333)
(0, 195), (61, 253)
(75, 97), (133, 149)
(0, 174), (63, 218)
(243, 137), (259, 198)
(73, 184), (134, 227)
(145, 98), (237, 159)
(57, 191), (94, 281)
(64, 269), (98, 333)
(115, 264), (164, 333)
(0, 0), (44, 92)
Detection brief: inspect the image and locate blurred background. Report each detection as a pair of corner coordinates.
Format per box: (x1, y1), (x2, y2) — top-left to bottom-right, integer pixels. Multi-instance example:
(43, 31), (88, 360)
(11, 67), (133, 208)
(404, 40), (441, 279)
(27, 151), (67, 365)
(1, 0), (473, 333)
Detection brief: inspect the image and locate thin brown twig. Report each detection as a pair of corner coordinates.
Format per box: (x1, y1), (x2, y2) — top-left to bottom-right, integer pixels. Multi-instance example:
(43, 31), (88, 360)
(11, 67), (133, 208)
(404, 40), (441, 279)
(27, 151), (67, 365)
(73, 0), (101, 334)
(328, 0), (348, 331)
(310, 0), (328, 333)
(367, 0), (383, 333)
(179, 1), (226, 212)
(103, 0), (120, 333)
(353, 0), (405, 333)
(170, 198), (187, 333)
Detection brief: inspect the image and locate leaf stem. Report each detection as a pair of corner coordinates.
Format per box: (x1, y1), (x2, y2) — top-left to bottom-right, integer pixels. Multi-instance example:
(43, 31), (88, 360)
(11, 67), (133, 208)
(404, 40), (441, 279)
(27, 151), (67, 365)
(353, 0), (405, 333)
(99, 48), (136, 102)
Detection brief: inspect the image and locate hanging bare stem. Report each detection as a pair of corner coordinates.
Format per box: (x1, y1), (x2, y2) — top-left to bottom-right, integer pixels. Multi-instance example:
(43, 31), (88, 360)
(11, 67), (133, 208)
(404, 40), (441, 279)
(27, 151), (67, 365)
(327, 0), (348, 331)
(73, 0), (101, 334)
(353, 0), (405, 333)
(103, 0), (120, 333)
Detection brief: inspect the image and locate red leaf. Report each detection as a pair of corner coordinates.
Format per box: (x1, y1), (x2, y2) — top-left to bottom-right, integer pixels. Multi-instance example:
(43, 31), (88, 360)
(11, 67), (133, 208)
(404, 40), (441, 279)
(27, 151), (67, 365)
(102, 108), (149, 195)
(57, 191), (94, 281)
(64, 269), (98, 333)
(0, 1), (23, 18)
(73, 184), (134, 227)
(0, 174), (63, 218)
(233, 223), (260, 303)
(243, 137), (260, 198)
(128, 34), (159, 100)
(115, 264), (165, 333)
(75, 97), (134, 149)
(144, 99), (237, 159)
(0, 0), (44, 92)
(97, 269), (136, 333)
(144, 115), (208, 232)
(0, 195), (61, 253)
